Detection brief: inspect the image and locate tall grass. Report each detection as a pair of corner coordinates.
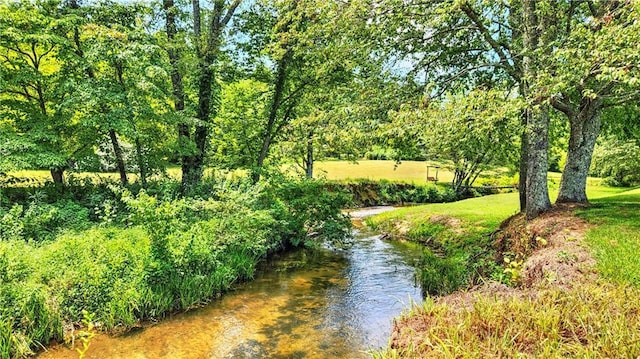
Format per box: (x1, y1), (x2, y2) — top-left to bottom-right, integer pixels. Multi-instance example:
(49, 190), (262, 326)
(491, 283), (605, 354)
(378, 283), (640, 358)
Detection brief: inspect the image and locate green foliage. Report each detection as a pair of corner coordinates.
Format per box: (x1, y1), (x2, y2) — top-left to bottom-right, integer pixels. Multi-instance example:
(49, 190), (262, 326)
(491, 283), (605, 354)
(591, 138), (640, 187)
(265, 178), (352, 247)
(0, 199), (89, 243)
(386, 89), (523, 194)
(0, 176), (351, 356)
(0, 0), (96, 178)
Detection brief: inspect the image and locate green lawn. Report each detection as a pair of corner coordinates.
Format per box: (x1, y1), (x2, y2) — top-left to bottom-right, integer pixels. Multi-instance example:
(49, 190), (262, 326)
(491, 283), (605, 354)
(577, 187), (640, 286)
(368, 182), (628, 236)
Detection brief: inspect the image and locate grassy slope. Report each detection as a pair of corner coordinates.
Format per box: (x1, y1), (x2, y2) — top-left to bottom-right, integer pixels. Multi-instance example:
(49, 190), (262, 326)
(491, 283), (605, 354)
(367, 184), (626, 238)
(372, 186), (640, 358)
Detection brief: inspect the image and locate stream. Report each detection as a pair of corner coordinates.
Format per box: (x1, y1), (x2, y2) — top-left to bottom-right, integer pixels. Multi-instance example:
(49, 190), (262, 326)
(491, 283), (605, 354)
(39, 207), (424, 359)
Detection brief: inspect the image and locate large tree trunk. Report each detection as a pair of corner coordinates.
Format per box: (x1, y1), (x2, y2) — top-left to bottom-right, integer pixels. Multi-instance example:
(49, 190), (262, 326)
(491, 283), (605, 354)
(163, 0), (192, 193)
(179, 0), (240, 191)
(525, 105), (552, 219)
(557, 99), (602, 203)
(518, 125), (528, 212)
(522, 0), (551, 219)
(109, 129), (128, 185)
(185, 47), (219, 189)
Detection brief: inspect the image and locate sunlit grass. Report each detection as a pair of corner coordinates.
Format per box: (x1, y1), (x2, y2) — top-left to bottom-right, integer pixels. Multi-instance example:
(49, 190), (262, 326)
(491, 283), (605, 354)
(577, 186), (640, 286)
(377, 283), (640, 358)
(314, 160), (457, 183)
(367, 182), (624, 237)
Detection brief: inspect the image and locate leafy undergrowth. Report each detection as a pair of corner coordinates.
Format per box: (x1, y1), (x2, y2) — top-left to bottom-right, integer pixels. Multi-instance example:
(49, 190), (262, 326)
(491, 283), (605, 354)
(372, 186), (640, 358)
(0, 178), (351, 358)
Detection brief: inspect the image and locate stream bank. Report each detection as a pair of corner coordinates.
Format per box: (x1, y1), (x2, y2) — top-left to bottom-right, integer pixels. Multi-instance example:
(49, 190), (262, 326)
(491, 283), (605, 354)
(39, 208), (424, 358)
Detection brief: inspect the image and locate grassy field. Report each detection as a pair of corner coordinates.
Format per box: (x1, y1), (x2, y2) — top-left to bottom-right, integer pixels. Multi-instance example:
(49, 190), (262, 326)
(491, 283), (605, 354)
(5, 160), (516, 186)
(314, 160), (458, 183)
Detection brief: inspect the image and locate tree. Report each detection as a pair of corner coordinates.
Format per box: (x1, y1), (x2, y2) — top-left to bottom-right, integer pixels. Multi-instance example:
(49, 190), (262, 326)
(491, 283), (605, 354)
(386, 89), (522, 194)
(231, 0), (361, 182)
(74, 2), (174, 186)
(0, 0), (92, 183)
(162, 0), (242, 192)
(210, 79), (269, 170)
(546, 1), (640, 203)
(591, 137), (640, 187)
(345, 0), (557, 217)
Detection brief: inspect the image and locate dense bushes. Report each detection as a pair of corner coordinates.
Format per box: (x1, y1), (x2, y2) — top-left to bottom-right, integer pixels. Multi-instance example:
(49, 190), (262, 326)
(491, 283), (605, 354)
(0, 176), (351, 358)
(328, 180), (458, 207)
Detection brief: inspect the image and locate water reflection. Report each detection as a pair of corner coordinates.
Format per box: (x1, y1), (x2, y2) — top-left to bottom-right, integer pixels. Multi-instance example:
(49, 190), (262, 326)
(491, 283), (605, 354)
(40, 226), (423, 359)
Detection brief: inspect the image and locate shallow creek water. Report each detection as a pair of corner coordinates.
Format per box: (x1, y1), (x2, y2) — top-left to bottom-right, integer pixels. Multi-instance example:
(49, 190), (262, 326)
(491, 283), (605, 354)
(40, 207), (424, 359)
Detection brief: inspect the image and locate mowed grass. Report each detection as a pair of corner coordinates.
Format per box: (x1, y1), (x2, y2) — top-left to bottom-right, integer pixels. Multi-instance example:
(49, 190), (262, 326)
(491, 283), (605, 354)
(315, 160), (457, 183)
(577, 187), (640, 286)
(368, 182), (626, 238)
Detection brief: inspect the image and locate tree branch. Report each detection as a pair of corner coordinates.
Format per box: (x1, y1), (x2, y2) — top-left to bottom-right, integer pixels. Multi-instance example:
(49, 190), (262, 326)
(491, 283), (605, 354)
(220, 0), (242, 29)
(459, 2), (518, 80)
(550, 94), (576, 118)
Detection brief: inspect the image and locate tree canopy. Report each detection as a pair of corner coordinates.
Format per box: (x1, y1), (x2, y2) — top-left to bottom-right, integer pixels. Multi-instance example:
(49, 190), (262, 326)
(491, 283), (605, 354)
(1, 0), (639, 218)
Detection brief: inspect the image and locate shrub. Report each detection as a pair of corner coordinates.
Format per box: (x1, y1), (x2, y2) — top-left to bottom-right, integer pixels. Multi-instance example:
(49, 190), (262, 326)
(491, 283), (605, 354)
(265, 178), (352, 247)
(327, 180), (458, 207)
(0, 200), (90, 243)
(419, 249), (467, 296)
